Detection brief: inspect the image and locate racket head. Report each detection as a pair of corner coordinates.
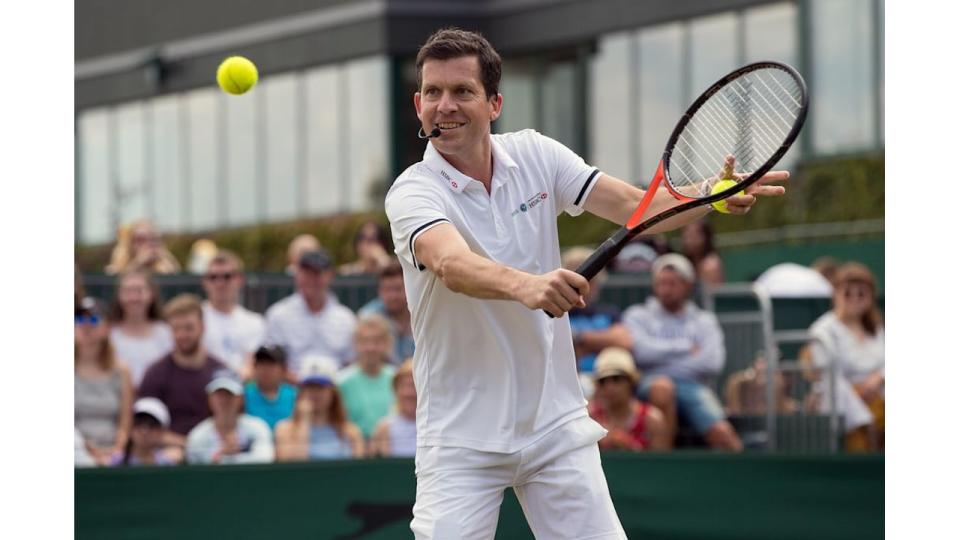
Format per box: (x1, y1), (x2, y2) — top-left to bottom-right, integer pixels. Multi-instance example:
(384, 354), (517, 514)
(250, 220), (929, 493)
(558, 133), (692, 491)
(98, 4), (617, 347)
(661, 61), (808, 202)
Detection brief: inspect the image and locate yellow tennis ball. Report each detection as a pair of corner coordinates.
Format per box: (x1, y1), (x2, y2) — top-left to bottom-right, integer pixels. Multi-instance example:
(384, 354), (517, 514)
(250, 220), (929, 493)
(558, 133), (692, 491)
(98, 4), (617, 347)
(710, 179), (745, 214)
(217, 56), (258, 95)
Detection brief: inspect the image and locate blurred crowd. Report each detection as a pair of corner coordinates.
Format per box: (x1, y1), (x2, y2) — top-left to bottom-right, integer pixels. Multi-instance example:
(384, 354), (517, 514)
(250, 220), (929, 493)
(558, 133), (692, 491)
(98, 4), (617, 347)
(75, 220), (884, 468)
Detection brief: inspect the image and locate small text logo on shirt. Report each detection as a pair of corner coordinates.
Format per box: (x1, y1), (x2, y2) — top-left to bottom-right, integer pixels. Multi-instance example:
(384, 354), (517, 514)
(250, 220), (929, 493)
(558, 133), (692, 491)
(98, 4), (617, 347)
(512, 192), (549, 217)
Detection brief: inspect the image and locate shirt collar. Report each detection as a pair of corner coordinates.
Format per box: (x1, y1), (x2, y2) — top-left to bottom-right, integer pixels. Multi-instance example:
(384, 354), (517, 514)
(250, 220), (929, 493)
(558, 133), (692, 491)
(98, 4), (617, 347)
(422, 136), (520, 194)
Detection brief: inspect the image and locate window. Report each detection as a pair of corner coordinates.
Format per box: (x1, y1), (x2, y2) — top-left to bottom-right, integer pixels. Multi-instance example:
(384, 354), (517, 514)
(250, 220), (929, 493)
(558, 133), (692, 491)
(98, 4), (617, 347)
(497, 59), (538, 136)
(690, 13), (739, 93)
(114, 102), (148, 226)
(589, 32), (633, 180)
(183, 88), (219, 230)
(638, 23), (685, 185)
(345, 57), (390, 210)
(77, 110), (112, 244)
(150, 95), (185, 233)
(305, 64), (345, 215)
(263, 73), (299, 221)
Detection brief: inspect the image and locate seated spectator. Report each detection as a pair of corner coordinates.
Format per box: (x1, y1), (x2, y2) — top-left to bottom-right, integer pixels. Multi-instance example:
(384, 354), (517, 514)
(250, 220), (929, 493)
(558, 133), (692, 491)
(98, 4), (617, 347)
(807, 262), (884, 452)
(370, 359), (417, 457)
(610, 235), (671, 273)
(339, 220), (393, 275)
(680, 221), (724, 286)
(622, 254), (742, 451)
(562, 247), (629, 377)
(187, 238), (218, 275)
(105, 219), (181, 275)
(75, 297), (133, 466)
(138, 294), (227, 447)
(588, 348), (669, 451)
(110, 398), (179, 467)
(108, 269), (174, 388)
(185, 372), (275, 465)
(338, 315), (397, 439)
(286, 233), (321, 276)
(358, 261), (415, 364)
(201, 250), (265, 378)
(265, 249), (357, 372)
(810, 256), (839, 284)
(244, 346), (297, 431)
(274, 358), (364, 461)
(724, 356), (797, 416)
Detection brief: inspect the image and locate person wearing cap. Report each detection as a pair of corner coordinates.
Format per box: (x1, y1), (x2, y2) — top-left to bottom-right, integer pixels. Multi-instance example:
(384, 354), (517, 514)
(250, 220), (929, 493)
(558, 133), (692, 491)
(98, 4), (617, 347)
(201, 249), (266, 379)
(337, 315), (397, 439)
(622, 253), (742, 451)
(370, 359), (418, 457)
(110, 398), (178, 466)
(244, 345), (297, 430)
(807, 262), (884, 452)
(588, 348), (669, 451)
(274, 358), (364, 461)
(138, 294), (228, 445)
(185, 371), (274, 465)
(264, 248), (357, 374)
(75, 297), (134, 466)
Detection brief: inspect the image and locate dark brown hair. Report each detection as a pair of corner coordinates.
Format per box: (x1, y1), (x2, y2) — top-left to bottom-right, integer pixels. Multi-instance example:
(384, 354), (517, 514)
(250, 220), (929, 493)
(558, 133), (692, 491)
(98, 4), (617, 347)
(416, 27), (502, 98)
(378, 259), (404, 283)
(210, 249), (244, 273)
(833, 262), (883, 336)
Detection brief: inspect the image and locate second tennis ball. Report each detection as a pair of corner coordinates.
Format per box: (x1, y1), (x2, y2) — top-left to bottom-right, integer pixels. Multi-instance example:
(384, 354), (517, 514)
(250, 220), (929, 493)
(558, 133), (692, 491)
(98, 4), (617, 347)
(217, 56), (258, 95)
(710, 179), (744, 214)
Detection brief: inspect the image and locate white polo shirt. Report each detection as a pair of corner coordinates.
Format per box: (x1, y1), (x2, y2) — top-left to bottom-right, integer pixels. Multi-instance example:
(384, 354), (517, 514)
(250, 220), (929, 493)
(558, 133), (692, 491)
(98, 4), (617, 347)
(201, 302), (266, 374)
(385, 129), (602, 453)
(263, 293), (357, 373)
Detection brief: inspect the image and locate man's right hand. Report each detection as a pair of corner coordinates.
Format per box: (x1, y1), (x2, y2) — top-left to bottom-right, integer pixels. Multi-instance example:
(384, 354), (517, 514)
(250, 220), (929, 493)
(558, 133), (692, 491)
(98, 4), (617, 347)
(516, 269), (590, 318)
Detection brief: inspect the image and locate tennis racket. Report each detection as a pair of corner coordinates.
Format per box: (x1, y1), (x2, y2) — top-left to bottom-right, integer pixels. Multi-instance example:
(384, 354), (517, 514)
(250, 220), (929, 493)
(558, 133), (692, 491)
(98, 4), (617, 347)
(576, 61), (808, 282)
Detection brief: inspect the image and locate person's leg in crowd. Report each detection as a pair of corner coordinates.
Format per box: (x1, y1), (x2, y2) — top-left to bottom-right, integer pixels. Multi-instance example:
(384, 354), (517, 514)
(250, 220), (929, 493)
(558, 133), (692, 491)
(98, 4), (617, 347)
(674, 379), (743, 452)
(639, 375), (677, 449)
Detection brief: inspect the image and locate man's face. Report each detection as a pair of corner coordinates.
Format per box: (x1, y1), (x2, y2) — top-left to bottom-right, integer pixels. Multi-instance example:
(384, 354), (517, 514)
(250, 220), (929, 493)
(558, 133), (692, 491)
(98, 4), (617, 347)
(379, 275), (408, 315)
(202, 261), (243, 306)
(653, 268), (692, 312)
(253, 361), (285, 388)
(169, 312), (204, 356)
(295, 266), (332, 303)
(208, 390), (241, 417)
(414, 56), (502, 159)
(355, 324), (391, 367)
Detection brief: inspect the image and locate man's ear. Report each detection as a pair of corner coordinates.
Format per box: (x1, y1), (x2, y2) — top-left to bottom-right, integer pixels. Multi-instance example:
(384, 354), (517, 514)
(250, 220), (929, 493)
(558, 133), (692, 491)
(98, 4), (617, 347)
(489, 93), (503, 122)
(414, 92), (423, 120)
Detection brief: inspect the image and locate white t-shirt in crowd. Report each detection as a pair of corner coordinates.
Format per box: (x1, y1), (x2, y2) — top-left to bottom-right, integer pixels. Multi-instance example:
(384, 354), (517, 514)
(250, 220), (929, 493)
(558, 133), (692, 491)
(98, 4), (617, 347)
(185, 414), (274, 465)
(385, 130), (603, 453)
(264, 293), (357, 374)
(110, 323), (174, 388)
(201, 302), (266, 373)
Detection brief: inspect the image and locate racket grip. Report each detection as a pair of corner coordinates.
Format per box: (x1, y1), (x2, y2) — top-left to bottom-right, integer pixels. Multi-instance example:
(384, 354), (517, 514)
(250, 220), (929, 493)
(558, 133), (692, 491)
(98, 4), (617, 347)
(543, 229), (627, 318)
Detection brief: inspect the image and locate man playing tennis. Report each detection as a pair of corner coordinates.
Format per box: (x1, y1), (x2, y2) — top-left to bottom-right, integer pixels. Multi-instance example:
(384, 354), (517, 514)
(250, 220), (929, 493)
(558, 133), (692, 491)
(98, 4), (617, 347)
(386, 28), (789, 540)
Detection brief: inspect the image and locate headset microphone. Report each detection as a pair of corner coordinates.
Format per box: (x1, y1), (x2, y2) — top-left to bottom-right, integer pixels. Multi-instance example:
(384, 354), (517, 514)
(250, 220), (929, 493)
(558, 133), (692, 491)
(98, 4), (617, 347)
(417, 127), (442, 139)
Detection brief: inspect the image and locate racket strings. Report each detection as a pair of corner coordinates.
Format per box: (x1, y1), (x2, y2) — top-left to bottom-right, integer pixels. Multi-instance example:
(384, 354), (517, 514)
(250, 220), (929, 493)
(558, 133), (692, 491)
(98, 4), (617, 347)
(667, 67), (803, 199)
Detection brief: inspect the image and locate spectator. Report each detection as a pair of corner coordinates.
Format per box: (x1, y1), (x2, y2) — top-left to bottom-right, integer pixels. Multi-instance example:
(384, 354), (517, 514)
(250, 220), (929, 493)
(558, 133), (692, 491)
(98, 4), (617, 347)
(610, 235), (671, 274)
(108, 269), (174, 388)
(338, 315), (397, 439)
(810, 256), (839, 284)
(724, 355), (797, 416)
(201, 250), (265, 378)
(187, 238), (218, 275)
(138, 294), (227, 446)
(265, 249), (357, 372)
(622, 254), (742, 451)
(358, 260), (415, 364)
(807, 262), (884, 452)
(105, 219), (181, 275)
(286, 233), (321, 276)
(587, 348), (669, 451)
(339, 220), (393, 275)
(185, 371), (275, 464)
(370, 359), (417, 457)
(680, 221), (724, 286)
(562, 247), (630, 376)
(274, 358), (364, 461)
(110, 398), (179, 467)
(244, 345), (297, 431)
(75, 297), (133, 465)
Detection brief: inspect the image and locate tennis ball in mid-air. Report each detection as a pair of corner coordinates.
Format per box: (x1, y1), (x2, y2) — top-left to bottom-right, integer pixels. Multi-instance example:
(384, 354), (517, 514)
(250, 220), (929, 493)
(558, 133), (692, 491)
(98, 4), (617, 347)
(217, 56), (258, 95)
(710, 179), (745, 214)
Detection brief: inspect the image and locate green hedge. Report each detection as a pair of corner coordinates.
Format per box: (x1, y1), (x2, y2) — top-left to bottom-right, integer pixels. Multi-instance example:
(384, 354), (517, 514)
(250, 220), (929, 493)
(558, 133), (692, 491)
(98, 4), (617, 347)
(76, 154), (883, 272)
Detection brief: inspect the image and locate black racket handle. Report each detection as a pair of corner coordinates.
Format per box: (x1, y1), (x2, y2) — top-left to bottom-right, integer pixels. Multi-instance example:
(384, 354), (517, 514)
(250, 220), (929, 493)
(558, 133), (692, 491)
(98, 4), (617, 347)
(543, 228), (631, 318)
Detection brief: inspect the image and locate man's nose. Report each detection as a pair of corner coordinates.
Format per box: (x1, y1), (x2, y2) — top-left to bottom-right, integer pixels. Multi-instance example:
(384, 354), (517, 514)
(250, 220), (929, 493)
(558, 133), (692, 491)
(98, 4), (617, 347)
(437, 91), (458, 114)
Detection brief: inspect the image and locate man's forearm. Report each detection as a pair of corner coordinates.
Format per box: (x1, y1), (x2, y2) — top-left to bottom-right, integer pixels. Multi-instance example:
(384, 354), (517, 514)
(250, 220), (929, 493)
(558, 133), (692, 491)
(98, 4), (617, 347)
(434, 249), (529, 302)
(643, 189), (712, 235)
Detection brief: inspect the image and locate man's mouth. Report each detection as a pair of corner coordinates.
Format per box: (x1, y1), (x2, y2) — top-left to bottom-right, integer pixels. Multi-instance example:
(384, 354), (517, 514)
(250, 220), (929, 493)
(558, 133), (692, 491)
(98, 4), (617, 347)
(435, 122), (466, 131)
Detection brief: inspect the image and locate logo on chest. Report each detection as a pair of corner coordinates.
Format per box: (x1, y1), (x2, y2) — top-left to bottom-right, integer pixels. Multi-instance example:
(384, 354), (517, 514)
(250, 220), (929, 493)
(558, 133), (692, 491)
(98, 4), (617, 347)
(511, 191), (549, 217)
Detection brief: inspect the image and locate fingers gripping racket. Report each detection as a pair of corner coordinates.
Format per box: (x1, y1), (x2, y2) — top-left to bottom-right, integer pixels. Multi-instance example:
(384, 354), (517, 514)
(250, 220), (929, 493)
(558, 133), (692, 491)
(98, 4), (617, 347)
(576, 61), (808, 282)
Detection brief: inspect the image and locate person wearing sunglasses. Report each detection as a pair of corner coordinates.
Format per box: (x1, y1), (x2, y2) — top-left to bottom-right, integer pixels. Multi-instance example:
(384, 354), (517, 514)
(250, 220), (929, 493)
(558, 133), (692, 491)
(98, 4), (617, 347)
(201, 250), (265, 379)
(808, 262), (884, 451)
(75, 297), (134, 466)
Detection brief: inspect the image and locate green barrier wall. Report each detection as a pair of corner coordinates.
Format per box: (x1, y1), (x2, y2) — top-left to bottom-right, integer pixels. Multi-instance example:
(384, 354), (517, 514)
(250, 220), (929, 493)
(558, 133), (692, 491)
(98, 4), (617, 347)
(76, 453), (882, 540)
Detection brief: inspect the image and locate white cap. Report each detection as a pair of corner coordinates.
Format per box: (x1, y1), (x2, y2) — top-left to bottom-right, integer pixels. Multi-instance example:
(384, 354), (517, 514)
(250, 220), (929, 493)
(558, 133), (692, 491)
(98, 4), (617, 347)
(205, 370), (244, 396)
(132, 397), (171, 428)
(652, 253), (696, 283)
(298, 355), (339, 386)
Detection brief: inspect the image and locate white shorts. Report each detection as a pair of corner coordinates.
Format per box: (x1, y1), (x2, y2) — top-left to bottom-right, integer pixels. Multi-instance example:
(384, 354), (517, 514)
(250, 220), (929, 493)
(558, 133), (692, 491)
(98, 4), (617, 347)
(411, 416), (627, 540)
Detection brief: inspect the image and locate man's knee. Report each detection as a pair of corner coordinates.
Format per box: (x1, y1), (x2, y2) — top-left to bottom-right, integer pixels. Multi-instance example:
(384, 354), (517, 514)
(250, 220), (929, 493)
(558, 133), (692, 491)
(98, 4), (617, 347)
(646, 377), (676, 402)
(705, 421), (742, 451)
